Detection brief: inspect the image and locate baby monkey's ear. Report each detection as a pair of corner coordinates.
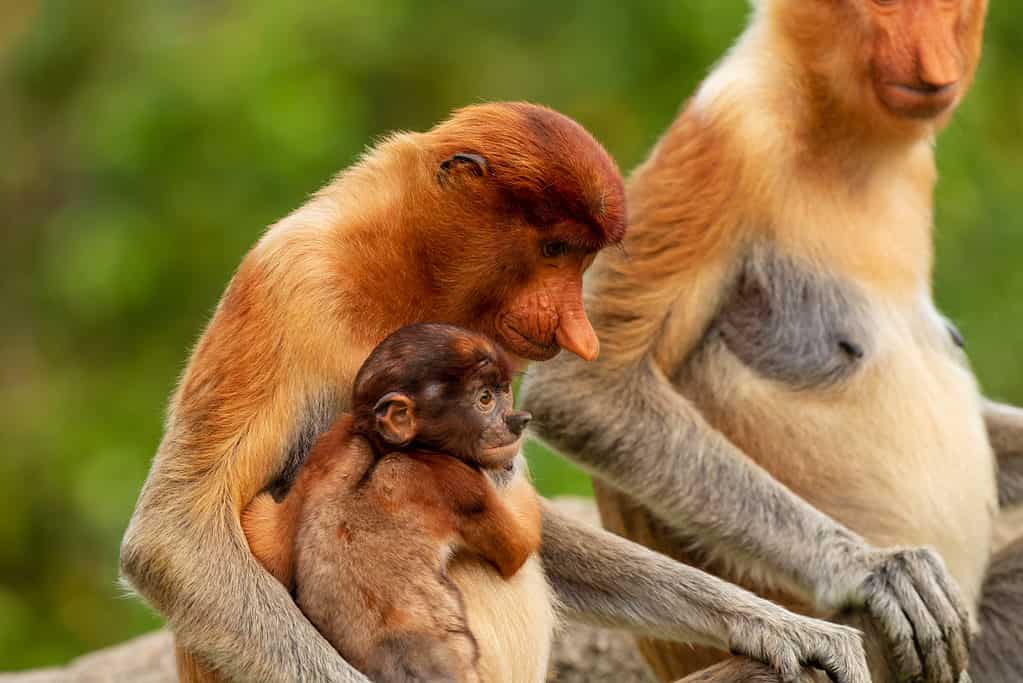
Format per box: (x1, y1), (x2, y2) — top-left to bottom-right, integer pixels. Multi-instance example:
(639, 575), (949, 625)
(373, 392), (418, 447)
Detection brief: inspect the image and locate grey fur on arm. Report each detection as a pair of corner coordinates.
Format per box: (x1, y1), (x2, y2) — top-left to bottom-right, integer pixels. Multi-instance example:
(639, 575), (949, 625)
(984, 400), (1023, 508)
(524, 353), (972, 682)
(120, 475), (370, 683)
(540, 501), (869, 683)
(526, 356), (864, 606)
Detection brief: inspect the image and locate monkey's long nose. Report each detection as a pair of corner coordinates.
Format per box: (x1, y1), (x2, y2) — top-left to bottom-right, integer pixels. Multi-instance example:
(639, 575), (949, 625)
(555, 292), (600, 362)
(505, 410), (532, 437)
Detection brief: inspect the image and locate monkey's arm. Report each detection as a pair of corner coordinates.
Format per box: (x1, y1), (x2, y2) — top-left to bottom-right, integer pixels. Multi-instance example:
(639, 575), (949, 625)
(457, 473), (541, 579)
(539, 501), (869, 683)
(524, 274), (971, 681)
(120, 254), (370, 682)
(123, 489), (363, 681)
(984, 400), (1023, 507)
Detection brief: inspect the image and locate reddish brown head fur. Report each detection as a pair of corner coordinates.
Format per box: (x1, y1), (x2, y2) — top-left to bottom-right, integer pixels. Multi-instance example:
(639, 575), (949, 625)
(339, 102), (625, 363)
(430, 102), (626, 250)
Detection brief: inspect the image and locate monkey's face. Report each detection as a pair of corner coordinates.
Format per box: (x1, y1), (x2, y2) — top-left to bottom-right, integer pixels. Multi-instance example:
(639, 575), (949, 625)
(432, 379), (531, 469)
(493, 239), (600, 365)
(426, 102), (626, 366)
(412, 350), (531, 469)
(776, 0), (986, 130)
(863, 0), (986, 122)
(353, 323), (532, 468)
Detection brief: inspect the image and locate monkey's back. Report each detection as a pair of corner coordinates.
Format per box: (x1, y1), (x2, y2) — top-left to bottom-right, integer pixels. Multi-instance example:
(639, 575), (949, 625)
(293, 446), (483, 683)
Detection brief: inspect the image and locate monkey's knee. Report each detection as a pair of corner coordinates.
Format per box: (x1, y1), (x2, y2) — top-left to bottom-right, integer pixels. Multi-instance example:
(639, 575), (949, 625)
(674, 657), (818, 683)
(969, 536), (1023, 681)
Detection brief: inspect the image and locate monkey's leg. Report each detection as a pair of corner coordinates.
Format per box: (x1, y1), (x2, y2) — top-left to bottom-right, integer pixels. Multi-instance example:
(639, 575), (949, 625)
(968, 535), (1023, 681)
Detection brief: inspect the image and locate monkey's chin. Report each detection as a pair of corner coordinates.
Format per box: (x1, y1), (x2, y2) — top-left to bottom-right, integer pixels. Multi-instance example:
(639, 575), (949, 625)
(479, 439), (525, 468)
(497, 325), (561, 363)
(876, 82), (958, 121)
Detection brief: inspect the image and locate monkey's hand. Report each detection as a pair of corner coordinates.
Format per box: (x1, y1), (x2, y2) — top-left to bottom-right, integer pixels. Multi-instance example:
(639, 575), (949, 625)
(725, 612), (868, 683)
(540, 503), (870, 683)
(819, 546), (974, 683)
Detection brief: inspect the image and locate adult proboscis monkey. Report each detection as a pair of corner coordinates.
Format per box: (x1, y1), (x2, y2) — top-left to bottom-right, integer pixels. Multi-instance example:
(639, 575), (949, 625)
(525, 1), (1022, 682)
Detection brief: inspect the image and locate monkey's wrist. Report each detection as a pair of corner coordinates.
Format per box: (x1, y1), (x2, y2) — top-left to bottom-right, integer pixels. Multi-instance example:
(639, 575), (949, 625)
(811, 534), (873, 611)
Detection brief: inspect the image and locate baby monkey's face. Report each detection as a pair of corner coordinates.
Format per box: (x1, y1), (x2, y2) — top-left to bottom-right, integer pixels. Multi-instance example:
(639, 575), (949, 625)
(353, 323), (533, 469)
(414, 358), (531, 469)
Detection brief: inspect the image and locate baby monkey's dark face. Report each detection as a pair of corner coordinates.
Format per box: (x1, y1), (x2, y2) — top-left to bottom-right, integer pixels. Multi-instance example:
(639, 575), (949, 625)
(414, 355), (531, 468)
(351, 323), (532, 469)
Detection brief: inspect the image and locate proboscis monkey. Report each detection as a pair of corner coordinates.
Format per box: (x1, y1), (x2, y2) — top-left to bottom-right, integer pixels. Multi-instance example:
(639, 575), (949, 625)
(523, 1), (1023, 682)
(242, 323), (541, 683)
(120, 102), (867, 683)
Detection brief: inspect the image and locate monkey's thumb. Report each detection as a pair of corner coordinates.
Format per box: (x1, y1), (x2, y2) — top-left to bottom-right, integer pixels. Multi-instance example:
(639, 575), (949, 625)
(555, 302), (599, 362)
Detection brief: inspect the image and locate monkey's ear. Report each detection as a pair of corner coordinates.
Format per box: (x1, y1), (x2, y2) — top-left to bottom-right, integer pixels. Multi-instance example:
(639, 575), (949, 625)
(373, 392), (417, 447)
(438, 152), (489, 185)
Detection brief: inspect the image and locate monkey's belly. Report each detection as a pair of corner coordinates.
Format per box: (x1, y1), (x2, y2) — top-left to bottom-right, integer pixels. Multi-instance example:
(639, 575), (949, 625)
(448, 554), (555, 683)
(683, 332), (997, 610)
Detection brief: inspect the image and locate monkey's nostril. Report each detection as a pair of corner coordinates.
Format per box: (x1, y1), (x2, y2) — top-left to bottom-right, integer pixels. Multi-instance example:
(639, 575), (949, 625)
(506, 411), (532, 436)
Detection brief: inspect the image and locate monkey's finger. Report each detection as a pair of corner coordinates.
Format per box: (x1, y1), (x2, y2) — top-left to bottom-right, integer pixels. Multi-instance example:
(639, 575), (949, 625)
(775, 652), (803, 683)
(803, 657), (838, 683)
(920, 551), (974, 669)
(907, 555), (971, 678)
(829, 649), (872, 683)
(806, 655), (849, 683)
(887, 564), (954, 683)
(864, 576), (923, 681)
(804, 634), (869, 683)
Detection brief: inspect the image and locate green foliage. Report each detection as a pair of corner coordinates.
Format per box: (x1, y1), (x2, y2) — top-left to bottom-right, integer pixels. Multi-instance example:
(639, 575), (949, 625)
(0, 0), (1020, 671)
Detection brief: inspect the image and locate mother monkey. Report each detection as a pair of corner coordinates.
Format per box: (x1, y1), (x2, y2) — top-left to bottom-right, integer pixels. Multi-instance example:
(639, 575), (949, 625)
(120, 102), (867, 683)
(524, 2), (1023, 682)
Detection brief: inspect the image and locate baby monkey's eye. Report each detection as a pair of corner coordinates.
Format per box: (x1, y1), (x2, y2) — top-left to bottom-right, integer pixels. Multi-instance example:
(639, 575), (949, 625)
(476, 388), (496, 412)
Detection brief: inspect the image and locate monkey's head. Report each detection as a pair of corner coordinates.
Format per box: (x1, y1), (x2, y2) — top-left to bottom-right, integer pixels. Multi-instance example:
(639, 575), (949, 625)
(418, 102), (626, 365)
(764, 0), (987, 132)
(351, 323), (532, 469)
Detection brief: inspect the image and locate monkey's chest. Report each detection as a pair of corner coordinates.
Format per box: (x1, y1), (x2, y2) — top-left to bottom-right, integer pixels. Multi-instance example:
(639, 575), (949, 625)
(703, 250), (872, 390)
(682, 249), (996, 606)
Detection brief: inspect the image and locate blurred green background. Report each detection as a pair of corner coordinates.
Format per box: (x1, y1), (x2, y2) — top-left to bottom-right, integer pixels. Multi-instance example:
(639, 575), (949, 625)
(1, 0), (1020, 671)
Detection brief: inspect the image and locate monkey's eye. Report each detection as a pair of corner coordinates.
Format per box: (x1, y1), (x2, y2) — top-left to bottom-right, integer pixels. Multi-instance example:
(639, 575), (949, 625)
(541, 241), (569, 259)
(476, 388), (496, 412)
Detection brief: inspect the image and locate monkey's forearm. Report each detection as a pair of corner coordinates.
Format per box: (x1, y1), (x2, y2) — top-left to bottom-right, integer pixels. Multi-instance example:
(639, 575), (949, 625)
(121, 490), (368, 682)
(524, 357), (867, 608)
(985, 400), (1023, 507)
(541, 501), (784, 646)
(540, 503), (870, 683)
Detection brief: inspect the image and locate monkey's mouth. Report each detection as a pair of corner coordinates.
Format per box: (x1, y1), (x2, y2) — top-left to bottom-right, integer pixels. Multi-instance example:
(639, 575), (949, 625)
(479, 437), (525, 468)
(877, 82), (958, 120)
(498, 324), (560, 362)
